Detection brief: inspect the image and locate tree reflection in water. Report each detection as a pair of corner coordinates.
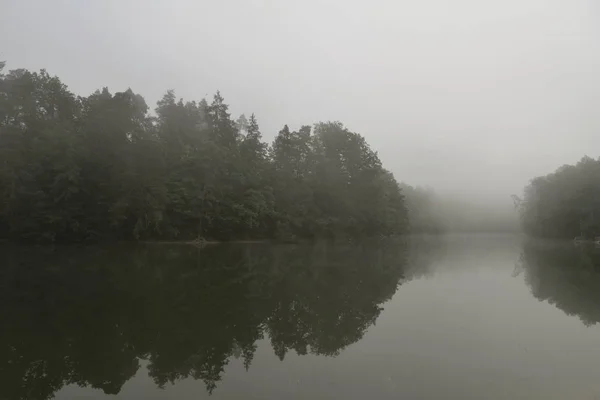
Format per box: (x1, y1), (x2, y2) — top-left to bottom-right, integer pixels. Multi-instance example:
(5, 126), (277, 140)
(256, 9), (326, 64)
(520, 239), (600, 326)
(0, 240), (415, 399)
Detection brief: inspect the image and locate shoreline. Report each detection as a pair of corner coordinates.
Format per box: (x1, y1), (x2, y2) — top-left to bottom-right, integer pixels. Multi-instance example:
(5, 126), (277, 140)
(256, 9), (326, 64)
(138, 239), (271, 245)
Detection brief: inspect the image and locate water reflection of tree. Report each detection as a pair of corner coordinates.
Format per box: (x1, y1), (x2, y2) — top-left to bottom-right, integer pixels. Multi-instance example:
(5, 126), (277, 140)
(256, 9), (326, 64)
(520, 239), (600, 326)
(266, 242), (407, 359)
(0, 246), (143, 400)
(0, 240), (410, 399)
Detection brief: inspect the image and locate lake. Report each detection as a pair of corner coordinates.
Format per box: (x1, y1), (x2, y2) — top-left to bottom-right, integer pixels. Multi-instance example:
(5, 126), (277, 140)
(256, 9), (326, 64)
(3, 234), (600, 400)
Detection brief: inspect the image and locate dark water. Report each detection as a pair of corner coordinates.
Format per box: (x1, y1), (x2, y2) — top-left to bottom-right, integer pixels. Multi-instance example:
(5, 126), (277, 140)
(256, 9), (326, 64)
(3, 235), (600, 400)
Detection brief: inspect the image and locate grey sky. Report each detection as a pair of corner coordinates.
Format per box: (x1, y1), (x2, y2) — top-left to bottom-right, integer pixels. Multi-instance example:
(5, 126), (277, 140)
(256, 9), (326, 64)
(2, 0), (598, 205)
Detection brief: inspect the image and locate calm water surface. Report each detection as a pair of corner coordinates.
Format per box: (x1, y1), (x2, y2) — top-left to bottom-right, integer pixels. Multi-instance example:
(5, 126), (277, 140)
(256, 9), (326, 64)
(3, 235), (600, 400)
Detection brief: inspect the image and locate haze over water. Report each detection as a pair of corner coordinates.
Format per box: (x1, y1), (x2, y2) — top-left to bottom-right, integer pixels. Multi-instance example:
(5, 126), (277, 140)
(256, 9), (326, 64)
(2, 2), (600, 398)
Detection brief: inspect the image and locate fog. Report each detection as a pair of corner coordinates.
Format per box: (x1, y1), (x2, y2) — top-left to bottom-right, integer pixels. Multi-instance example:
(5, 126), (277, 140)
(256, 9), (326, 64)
(2, 0), (599, 208)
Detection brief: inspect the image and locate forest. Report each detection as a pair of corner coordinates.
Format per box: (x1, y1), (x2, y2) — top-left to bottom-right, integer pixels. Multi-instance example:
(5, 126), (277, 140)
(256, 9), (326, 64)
(0, 64), (414, 242)
(516, 156), (600, 239)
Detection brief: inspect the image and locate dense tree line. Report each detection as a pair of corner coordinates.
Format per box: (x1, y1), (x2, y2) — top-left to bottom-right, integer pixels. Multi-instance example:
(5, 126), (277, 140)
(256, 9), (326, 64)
(516, 156), (600, 238)
(0, 64), (407, 242)
(0, 241), (411, 398)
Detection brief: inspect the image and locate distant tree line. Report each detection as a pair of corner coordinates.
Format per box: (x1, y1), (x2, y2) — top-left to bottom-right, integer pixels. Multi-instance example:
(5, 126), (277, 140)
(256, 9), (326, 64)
(516, 156), (600, 238)
(401, 184), (519, 234)
(399, 184), (445, 233)
(0, 64), (408, 242)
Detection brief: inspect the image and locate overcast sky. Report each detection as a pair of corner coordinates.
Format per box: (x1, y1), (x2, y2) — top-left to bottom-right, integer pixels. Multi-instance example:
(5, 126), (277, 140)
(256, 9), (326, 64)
(1, 0), (599, 205)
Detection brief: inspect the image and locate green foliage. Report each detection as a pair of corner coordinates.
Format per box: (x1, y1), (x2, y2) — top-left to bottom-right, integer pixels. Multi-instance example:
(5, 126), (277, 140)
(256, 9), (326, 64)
(0, 66), (409, 242)
(518, 156), (600, 238)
